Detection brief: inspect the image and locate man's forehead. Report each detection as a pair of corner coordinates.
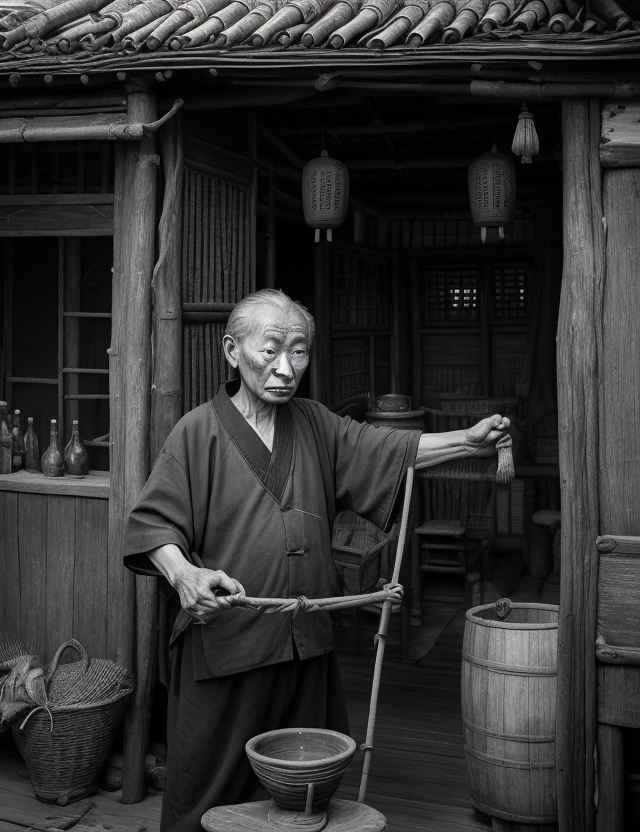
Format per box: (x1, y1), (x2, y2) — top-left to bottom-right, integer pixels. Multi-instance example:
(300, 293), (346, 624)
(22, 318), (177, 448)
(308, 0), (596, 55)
(250, 304), (309, 338)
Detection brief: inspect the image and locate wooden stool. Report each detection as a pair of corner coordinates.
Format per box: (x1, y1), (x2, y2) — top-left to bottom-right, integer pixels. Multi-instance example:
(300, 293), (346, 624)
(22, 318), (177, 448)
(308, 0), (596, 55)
(202, 799), (387, 832)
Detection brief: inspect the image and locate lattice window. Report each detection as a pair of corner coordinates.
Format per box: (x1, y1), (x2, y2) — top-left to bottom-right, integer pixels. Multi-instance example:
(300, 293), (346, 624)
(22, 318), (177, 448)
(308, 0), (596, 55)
(422, 267), (479, 322)
(331, 252), (387, 327)
(493, 264), (529, 319)
(0, 142), (113, 195)
(332, 336), (373, 402)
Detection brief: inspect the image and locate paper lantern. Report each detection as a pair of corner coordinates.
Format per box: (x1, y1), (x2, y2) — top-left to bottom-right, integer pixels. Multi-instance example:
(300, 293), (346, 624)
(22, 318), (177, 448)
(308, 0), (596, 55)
(302, 149), (349, 242)
(512, 106), (539, 164)
(468, 144), (516, 243)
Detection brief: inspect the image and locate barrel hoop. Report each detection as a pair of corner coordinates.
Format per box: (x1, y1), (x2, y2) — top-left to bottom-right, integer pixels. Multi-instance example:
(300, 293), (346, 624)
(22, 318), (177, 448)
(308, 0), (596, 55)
(464, 744), (555, 769)
(462, 652), (556, 676)
(468, 796), (557, 825)
(463, 718), (555, 743)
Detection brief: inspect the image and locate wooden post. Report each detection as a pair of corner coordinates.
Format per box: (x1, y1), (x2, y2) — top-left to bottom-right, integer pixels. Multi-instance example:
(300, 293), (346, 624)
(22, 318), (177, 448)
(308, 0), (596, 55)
(599, 167), (640, 535)
(111, 81), (159, 805)
(555, 98), (604, 832)
(150, 114), (183, 462)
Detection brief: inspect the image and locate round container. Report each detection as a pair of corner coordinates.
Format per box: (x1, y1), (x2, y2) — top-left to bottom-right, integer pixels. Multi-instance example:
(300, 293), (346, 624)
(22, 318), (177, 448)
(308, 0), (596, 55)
(462, 599), (558, 825)
(365, 410), (425, 431)
(375, 394), (411, 412)
(246, 728), (356, 817)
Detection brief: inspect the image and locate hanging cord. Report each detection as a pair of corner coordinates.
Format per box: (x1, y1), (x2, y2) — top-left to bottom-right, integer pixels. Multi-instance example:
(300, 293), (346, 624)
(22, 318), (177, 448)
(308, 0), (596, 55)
(358, 466), (414, 804)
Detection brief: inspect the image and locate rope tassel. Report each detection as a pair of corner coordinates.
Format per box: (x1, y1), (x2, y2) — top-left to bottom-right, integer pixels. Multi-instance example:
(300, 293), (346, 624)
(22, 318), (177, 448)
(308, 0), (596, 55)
(511, 105), (539, 164)
(495, 431), (515, 485)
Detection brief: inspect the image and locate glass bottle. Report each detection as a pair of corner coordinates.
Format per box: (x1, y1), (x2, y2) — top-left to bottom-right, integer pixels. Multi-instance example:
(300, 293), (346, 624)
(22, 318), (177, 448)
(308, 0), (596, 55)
(41, 419), (64, 478)
(64, 419), (88, 478)
(11, 409), (25, 472)
(0, 402), (11, 475)
(24, 417), (40, 471)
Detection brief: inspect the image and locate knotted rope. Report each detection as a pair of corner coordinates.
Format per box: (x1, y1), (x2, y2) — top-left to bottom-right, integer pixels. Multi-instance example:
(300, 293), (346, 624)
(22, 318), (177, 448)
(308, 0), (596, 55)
(210, 584), (404, 617)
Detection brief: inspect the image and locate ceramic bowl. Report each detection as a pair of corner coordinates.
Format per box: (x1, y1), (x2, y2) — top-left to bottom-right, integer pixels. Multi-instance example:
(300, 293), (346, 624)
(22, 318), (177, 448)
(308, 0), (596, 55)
(246, 728), (356, 813)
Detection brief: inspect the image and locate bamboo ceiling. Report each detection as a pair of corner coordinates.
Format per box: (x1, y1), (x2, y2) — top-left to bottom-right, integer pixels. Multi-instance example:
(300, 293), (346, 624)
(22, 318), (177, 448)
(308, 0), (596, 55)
(0, 0), (638, 75)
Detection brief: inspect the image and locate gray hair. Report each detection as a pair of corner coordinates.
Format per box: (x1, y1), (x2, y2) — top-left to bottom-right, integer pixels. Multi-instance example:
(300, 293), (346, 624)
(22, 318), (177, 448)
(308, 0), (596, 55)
(225, 289), (315, 346)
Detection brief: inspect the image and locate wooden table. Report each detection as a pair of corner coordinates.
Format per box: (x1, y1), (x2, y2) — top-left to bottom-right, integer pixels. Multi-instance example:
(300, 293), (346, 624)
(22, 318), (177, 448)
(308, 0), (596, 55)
(202, 799), (387, 832)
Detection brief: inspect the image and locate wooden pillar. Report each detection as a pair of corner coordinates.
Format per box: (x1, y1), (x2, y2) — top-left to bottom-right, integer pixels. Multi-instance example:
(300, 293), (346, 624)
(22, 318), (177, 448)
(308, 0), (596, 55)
(555, 98), (605, 832)
(599, 167), (640, 535)
(109, 82), (159, 804)
(150, 114), (184, 461)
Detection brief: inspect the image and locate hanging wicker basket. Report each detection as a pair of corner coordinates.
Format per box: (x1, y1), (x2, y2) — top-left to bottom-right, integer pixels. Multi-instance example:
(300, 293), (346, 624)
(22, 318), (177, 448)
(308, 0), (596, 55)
(10, 639), (133, 805)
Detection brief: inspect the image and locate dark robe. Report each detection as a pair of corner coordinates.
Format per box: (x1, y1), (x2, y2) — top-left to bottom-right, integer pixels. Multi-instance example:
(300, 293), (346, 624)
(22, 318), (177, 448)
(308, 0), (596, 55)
(123, 381), (421, 830)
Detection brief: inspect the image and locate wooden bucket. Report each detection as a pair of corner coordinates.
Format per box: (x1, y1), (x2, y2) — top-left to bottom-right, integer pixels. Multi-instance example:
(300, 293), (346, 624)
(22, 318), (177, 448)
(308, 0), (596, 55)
(461, 598), (558, 825)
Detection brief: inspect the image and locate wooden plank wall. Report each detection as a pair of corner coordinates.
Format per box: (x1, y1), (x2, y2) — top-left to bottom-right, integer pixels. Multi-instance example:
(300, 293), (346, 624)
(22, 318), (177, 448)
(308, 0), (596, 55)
(0, 490), (108, 661)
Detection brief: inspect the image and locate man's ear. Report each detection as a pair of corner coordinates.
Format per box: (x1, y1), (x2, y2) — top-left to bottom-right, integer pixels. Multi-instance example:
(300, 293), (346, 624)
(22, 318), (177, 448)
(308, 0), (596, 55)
(223, 334), (239, 368)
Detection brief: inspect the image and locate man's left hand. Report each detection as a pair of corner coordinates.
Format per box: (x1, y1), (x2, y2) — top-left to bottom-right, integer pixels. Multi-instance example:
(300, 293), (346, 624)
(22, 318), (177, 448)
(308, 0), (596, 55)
(463, 414), (511, 457)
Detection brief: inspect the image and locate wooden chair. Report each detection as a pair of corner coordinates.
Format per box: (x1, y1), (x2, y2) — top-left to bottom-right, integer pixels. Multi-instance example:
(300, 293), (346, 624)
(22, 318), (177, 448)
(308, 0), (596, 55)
(412, 477), (489, 621)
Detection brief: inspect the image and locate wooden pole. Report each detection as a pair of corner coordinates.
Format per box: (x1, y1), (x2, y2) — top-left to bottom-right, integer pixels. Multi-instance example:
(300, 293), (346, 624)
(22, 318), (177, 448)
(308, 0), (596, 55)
(599, 167), (640, 535)
(150, 113), (183, 462)
(555, 97), (604, 832)
(117, 81), (159, 805)
(358, 467), (414, 803)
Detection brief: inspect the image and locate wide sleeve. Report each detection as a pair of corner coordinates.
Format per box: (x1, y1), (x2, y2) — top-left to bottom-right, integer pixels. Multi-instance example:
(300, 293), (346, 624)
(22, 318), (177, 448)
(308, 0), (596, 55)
(122, 449), (196, 577)
(333, 415), (421, 532)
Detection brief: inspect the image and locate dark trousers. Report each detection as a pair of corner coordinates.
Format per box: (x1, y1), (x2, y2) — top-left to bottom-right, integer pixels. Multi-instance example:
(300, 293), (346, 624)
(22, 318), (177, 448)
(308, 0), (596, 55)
(161, 632), (350, 832)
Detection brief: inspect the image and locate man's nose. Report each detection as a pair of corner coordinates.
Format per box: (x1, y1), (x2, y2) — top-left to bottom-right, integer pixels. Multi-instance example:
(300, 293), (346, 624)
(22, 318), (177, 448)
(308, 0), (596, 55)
(272, 353), (294, 379)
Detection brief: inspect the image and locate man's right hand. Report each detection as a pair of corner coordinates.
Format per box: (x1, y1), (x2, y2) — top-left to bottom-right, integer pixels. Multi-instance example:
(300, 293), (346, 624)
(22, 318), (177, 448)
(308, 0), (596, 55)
(148, 544), (245, 623)
(174, 564), (245, 623)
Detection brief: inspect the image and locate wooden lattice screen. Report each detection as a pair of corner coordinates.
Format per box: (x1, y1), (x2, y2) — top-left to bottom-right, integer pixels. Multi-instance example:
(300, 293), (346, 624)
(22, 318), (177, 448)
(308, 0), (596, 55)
(181, 137), (255, 413)
(330, 247), (389, 404)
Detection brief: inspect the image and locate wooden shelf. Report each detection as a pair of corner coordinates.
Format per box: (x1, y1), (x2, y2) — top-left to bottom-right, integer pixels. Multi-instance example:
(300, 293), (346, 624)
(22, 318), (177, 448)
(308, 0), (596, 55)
(0, 469), (109, 498)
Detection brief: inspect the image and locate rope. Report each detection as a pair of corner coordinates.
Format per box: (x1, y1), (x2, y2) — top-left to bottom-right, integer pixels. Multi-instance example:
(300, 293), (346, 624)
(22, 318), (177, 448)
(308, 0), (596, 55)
(210, 584), (404, 616)
(495, 431), (515, 485)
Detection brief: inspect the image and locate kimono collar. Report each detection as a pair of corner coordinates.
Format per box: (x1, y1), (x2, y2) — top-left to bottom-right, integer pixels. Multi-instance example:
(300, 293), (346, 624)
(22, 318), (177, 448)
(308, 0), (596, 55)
(212, 380), (294, 502)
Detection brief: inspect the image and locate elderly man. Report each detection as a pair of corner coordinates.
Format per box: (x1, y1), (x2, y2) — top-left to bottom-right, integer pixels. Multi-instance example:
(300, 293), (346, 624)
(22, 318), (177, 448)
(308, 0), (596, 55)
(123, 288), (508, 832)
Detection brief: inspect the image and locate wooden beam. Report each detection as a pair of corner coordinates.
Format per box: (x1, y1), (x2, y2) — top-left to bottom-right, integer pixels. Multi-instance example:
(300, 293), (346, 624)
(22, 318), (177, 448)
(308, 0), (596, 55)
(555, 97), (604, 832)
(600, 100), (640, 167)
(116, 83), (159, 806)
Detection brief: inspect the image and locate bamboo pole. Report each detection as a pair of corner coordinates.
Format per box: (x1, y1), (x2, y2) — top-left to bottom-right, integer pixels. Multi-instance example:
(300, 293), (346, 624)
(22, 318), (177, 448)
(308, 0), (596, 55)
(117, 81), (158, 805)
(555, 97), (604, 832)
(358, 467), (414, 803)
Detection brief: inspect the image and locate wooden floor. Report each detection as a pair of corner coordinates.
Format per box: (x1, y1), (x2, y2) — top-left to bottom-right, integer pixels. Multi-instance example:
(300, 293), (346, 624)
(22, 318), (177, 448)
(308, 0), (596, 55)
(0, 609), (489, 832)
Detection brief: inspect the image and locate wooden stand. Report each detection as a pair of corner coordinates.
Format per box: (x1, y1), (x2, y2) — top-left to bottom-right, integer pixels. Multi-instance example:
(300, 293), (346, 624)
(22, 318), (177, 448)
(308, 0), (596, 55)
(202, 799), (387, 832)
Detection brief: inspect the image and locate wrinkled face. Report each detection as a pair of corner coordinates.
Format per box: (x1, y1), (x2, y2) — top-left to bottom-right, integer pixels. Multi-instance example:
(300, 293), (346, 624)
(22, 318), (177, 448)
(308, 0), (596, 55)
(224, 304), (310, 405)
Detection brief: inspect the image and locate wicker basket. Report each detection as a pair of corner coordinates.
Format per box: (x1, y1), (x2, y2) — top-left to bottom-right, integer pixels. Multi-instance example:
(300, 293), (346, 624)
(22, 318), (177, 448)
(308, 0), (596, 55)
(11, 640), (133, 805)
